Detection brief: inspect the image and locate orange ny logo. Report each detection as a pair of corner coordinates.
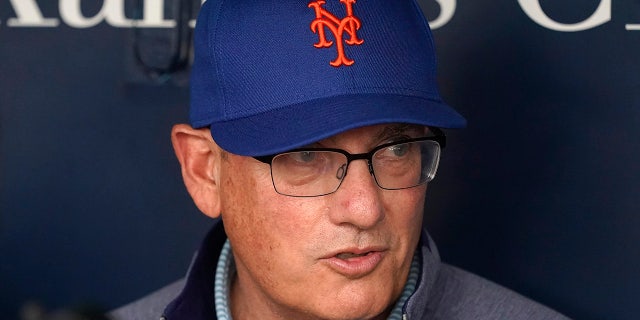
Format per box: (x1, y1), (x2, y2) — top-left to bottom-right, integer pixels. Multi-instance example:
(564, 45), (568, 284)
(308, 0), (364, 67)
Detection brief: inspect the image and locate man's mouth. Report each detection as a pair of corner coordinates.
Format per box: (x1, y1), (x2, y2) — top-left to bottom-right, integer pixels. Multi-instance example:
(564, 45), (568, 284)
(323, 249), (386, 278)
(336, 252), (371, 260)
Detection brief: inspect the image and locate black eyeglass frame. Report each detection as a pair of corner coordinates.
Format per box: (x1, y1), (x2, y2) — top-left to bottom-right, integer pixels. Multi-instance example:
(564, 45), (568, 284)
(253, 128), (446, 197)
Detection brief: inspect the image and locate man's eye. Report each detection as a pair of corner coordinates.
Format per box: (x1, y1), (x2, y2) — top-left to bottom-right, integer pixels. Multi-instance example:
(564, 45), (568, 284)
(388, 144), (410, 157)
(292, 151), (317, 163)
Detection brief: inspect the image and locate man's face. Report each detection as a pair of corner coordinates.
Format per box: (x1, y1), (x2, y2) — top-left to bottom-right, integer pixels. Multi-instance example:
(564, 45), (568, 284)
(218, 124), (428, 320)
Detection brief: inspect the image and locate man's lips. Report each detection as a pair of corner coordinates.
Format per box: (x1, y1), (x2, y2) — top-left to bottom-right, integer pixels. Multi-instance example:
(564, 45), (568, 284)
(321, 247), (387, 278)
(336, 252), (370, 259)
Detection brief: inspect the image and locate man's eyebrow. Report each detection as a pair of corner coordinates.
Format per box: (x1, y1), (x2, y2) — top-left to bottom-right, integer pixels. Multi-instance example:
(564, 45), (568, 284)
(375, 124), (424, 141)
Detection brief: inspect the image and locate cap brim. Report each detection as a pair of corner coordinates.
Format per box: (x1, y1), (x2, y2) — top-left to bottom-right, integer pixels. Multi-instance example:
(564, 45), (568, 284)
(208, 93), (466, 156)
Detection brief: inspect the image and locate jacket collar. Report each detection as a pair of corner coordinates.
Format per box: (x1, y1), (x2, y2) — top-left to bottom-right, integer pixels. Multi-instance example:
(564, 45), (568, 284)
(163, 219), (225, 320)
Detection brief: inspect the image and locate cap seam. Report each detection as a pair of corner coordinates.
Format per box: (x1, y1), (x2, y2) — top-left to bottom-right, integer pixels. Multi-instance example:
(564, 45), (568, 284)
(410, 0), (437, 76)
(210, 0), (227, 122)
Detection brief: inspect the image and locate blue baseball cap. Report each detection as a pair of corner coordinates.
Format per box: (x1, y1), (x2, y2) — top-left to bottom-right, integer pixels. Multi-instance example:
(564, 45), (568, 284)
(190, 0), (466, 157)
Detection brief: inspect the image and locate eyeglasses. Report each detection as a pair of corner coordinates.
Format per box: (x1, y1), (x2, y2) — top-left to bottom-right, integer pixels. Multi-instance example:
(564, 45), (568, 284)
(254, 134), (446, 197)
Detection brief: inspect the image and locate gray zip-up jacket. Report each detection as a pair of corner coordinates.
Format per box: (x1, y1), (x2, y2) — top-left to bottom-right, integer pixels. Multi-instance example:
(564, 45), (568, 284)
(112, 219), (570, 320)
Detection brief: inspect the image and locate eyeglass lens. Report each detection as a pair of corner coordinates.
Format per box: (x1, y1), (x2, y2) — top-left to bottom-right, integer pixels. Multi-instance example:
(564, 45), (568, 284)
(269, 140), (441, 197)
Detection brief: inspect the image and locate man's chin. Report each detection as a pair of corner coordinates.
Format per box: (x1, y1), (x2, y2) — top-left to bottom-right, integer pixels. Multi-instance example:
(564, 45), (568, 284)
(307, 292), (394, 320)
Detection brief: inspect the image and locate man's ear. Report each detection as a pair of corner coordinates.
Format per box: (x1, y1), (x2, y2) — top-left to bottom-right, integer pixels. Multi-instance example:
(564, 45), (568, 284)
(171, 124), (222, 219)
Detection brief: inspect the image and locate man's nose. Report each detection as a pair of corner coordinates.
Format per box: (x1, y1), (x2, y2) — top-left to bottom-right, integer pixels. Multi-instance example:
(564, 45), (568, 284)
(328, 160), (385, 229)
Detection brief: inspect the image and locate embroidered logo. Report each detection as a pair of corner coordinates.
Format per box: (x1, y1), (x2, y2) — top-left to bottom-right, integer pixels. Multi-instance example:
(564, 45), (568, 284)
(308, 0), (364, 67)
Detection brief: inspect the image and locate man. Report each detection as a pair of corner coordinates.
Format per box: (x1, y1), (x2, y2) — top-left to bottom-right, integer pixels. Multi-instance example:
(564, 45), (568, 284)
(113, 0), (570, 319)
